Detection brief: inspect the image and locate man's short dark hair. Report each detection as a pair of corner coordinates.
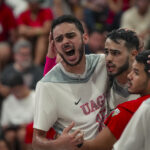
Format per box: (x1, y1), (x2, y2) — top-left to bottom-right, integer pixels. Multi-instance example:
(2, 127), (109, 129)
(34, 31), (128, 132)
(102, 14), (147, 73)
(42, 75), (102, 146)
(136, 50), (150, 77)
(51, 15), (84, 35)
(107, 28), (140, 51)
(2, 71), (24, 87)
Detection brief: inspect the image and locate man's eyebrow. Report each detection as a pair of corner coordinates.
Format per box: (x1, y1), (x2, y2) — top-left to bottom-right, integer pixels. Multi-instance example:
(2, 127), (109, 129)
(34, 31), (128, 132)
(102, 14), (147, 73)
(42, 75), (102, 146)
(133, 68), (139, 72)
(104, 48), (120, 51)
(54, 34), (63, 40)
(66, 32), (76, 35)
(54, 31), (74, 38)
(110, 49), (120, 51)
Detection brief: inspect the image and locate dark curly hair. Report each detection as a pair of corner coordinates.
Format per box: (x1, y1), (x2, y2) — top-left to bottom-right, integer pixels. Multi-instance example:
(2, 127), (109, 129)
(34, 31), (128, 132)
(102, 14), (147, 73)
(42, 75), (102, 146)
(136, 50), (150, 77)
(107, 28), (140, 51)
(51, 15), (84, 35)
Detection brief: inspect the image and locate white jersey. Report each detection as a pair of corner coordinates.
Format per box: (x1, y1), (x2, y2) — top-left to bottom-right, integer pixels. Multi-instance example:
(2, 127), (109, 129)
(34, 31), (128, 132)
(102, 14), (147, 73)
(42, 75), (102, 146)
(108, 79), (139, 112)
(34, 54), (108, 140)
(113, 98), (150, 150)
(1, 91), (35, 126)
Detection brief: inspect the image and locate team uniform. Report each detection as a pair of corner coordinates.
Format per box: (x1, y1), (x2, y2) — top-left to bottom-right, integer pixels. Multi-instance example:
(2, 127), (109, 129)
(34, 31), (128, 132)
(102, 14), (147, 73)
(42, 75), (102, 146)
(105, 95), (150, 140)
(108, 78), (140, 112)
(113, 98), (150, 150)
(34, 54), (108, 140)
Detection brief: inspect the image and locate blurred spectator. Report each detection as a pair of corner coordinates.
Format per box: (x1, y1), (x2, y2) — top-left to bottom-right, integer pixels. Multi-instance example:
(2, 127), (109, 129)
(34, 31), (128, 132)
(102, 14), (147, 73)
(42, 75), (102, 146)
(1, 72), (35, 127)
(17, 0), (54, 65)
(0, 0), (17, 43)
(1, 71), (35, 150)
(0, 137), (11, 150)
(0, 42), (12, 73)
(106, 0), (135, 31)
(5, 0), (28, 17)
(53, 0), (72, 17)
(5, 0), (54, 17)
(121, 0), (150, 49)
(83, 0), (109, 32)
(53, 0), (84, 20)
(85, 28), (107, 54)
(1, 39), (43, 91)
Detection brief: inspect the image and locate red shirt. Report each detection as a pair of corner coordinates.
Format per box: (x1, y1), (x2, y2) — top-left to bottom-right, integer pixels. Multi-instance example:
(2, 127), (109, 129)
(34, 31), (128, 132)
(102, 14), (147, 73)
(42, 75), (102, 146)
(25, 122), (56, 143)
(17, 8), (53, 27)
(105, 95), (150, 139)
(0, 3), (17, 41)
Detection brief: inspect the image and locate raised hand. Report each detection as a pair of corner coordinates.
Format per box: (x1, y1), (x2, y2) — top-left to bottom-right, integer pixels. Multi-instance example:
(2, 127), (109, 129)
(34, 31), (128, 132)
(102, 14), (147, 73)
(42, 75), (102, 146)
(47, 32), (57, 58)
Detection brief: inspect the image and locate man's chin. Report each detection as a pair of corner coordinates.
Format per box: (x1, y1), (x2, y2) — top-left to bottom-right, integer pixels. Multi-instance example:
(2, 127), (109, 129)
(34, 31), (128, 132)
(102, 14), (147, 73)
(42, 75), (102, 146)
(108, 72), (117, 77)
(128, 89), (136, 94)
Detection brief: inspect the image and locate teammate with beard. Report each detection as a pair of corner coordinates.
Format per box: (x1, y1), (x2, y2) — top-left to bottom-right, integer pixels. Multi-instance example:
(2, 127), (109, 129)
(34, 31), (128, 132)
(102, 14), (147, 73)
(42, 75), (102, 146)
(71, 50), (150, 150)
(33, 15), (109, 150)
(104, 29), (141, 112)
(44, 28), (141, 113)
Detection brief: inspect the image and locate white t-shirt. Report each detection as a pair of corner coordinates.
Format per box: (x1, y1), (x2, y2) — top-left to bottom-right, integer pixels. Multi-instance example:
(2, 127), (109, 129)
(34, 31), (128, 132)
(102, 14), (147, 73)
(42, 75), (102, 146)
(1, 91), (35, 126)
(113, 98), (150, 150)
(34, 54), (109, 140)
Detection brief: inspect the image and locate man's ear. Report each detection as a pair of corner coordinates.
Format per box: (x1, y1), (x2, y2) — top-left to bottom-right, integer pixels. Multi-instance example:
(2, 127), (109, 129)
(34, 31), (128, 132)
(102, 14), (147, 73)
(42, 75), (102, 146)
(131, 49), (138, 57)
(83, 33), (89, 44)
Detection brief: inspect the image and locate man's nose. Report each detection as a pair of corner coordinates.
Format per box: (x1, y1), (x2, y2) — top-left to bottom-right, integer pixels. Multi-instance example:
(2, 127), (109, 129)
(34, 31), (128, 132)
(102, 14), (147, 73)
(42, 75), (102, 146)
(62, 36), (69, 44)
(127, 71), (133, 80)
(106, 53), (113, 61)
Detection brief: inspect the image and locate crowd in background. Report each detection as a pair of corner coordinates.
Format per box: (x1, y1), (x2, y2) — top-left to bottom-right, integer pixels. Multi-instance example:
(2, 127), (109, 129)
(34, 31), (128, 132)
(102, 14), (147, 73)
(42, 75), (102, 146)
(0, 0), (150, 150)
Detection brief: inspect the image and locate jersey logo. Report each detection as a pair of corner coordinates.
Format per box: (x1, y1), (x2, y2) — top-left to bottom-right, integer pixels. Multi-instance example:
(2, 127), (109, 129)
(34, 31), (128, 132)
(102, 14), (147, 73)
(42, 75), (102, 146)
(112, 108), (120, 117)
(75, 98), (81, 105)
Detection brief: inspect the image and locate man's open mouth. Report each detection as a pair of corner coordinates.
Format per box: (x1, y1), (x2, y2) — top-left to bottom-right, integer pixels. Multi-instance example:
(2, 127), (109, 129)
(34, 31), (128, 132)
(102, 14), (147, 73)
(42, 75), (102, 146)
(65, 49), (75, 56)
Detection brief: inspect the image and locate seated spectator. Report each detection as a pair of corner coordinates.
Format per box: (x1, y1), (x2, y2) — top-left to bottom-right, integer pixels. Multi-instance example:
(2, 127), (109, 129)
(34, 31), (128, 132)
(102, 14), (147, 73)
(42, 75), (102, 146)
(0, 136), (11, 150)
(0, 39), (43, 116)
(121, 0), (150, 49)
(0, 0), (17, 43)
(106, 0), (135, 31)
(53, 0), (84, 20)
(83, 0), (109, 32)
(5, 0), (28, 17)
(85, 28), (107, 54)
(17, 0), (54, 65)
(1, 39), (43, 91)
(1, 71), (35, 150)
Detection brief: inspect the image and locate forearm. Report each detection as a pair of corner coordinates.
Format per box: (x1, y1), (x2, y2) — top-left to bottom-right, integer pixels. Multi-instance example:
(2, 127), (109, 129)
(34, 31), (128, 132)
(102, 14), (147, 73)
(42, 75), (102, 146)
(34, 21), (51, 35)
(18, 23), (50, 37)
(32, 125), (83, 150)
(32, 135), (61, 150)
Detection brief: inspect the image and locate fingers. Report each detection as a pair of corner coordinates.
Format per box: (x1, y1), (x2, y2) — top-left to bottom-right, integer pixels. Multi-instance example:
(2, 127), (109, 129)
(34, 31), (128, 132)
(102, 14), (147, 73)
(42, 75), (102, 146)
(49, 32), (53, 42)
(71, 129), (82, 138)
(73, 132), (84, 145)
(147, 60), (150, 64)
(63, 122), (75, 134)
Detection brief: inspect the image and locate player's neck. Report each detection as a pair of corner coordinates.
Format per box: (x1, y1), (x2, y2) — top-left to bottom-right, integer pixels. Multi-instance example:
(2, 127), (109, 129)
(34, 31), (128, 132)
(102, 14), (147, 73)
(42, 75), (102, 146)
(116, 71), (130, 85)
